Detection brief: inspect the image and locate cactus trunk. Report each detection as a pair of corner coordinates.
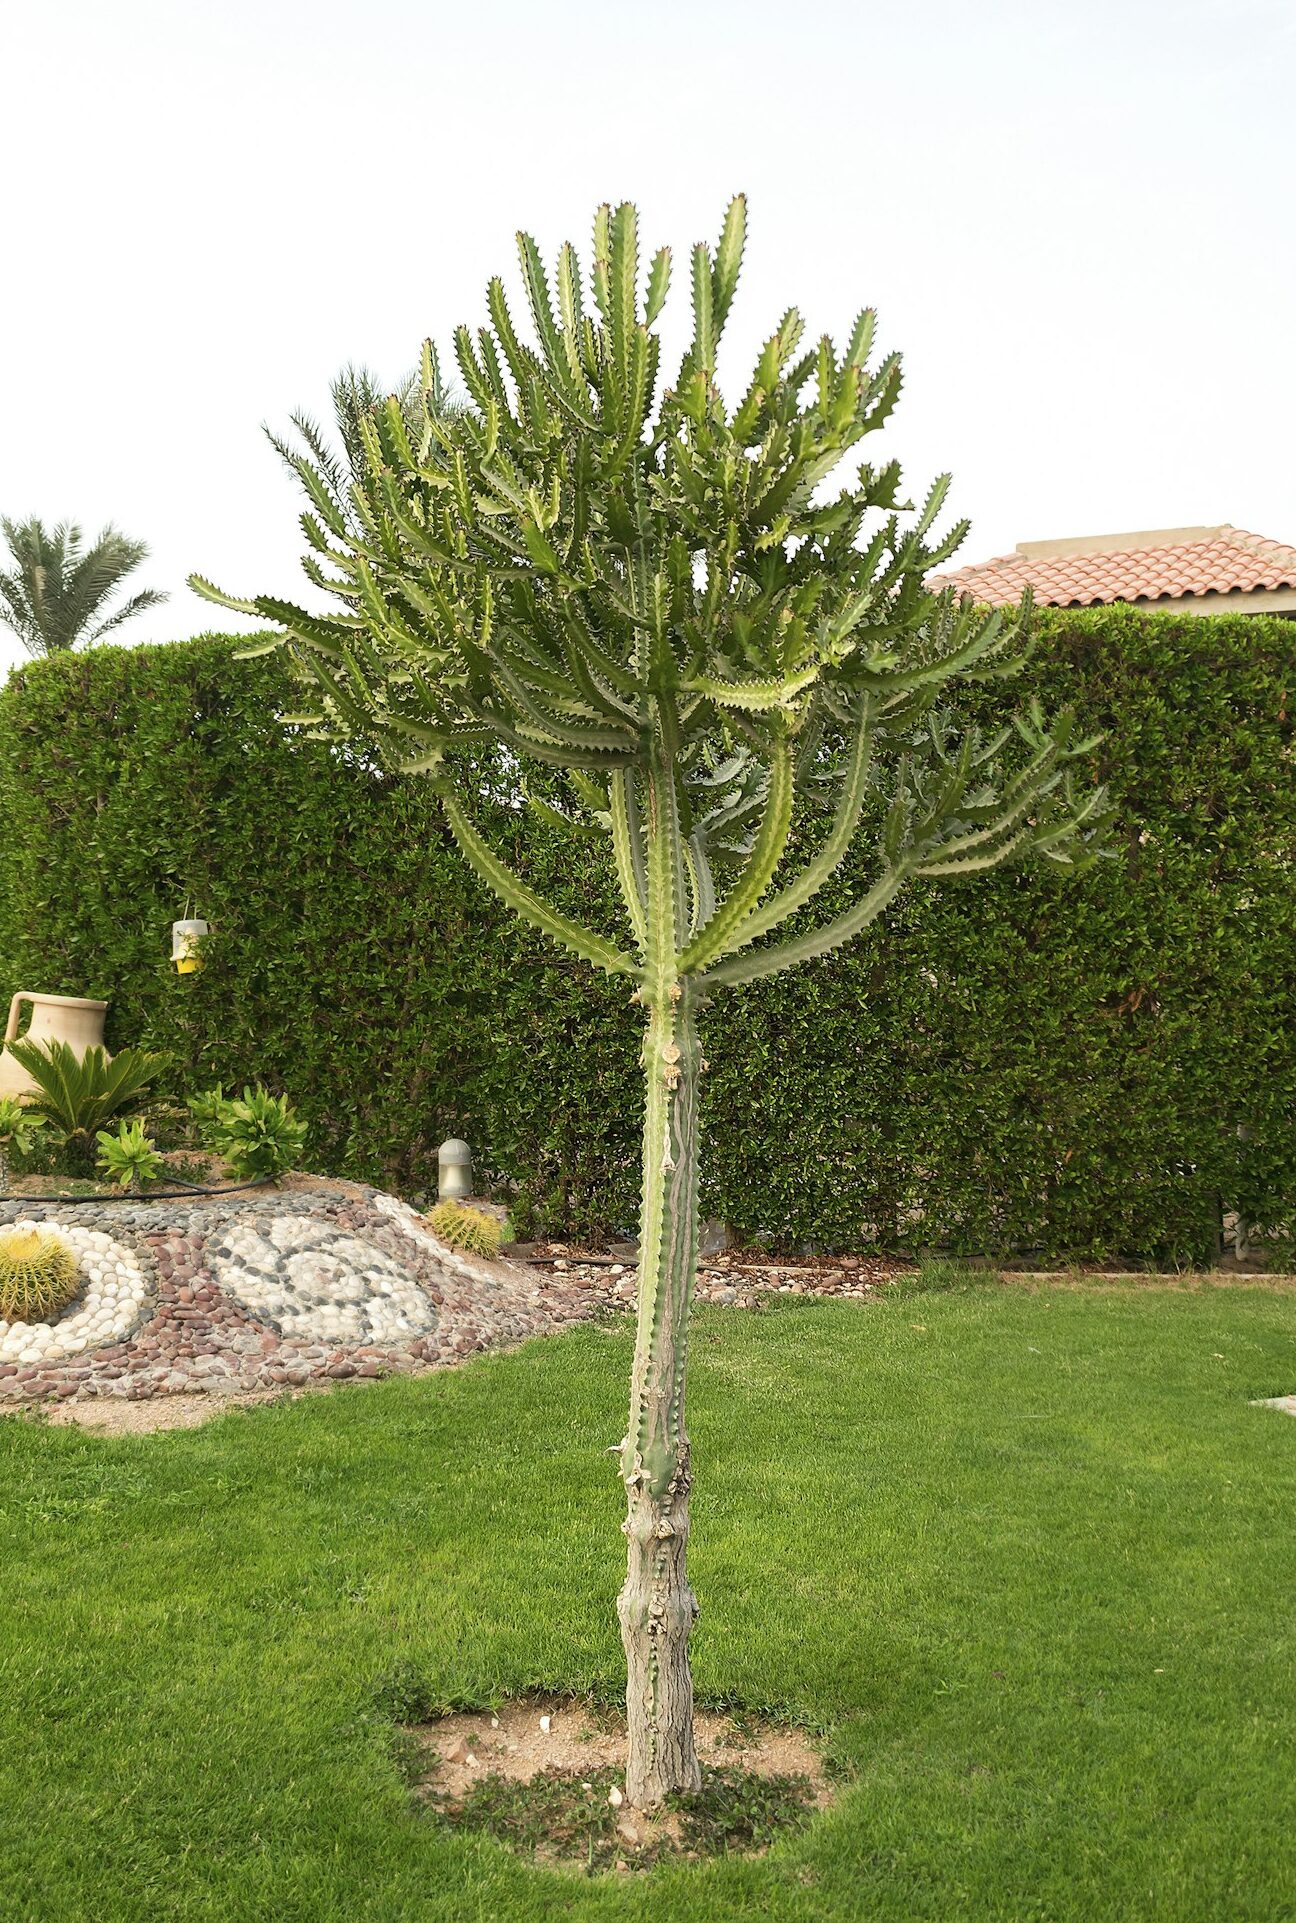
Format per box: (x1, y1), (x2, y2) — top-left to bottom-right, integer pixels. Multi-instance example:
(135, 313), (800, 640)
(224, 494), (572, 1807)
(619, 979), (704, 1806)
(617, 737), (704, 1807)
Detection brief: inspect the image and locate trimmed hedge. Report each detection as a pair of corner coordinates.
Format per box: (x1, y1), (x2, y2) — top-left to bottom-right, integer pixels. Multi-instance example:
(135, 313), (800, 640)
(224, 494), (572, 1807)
(0, 608), (1292, 1262)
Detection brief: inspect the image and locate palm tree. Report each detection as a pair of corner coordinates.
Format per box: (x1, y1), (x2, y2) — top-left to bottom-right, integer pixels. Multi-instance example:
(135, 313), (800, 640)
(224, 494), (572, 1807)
(265, 355), (465, 534)
(0, 518), (167, 655)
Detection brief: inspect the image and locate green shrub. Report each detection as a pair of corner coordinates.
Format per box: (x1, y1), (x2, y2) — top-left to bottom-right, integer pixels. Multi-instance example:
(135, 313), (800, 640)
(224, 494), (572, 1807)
(194, 1084), (306, 1182)
(186, 1084), (228, 1136)
(161, 1153), (213, 1188)
(138, 1100), (197, 1152)
(426, 1201), (504, 1258)
(95, 1120), (163, 1191)
(0, 1226), (80, 1323)
(0, 1096), (43, 1190)
(0, 613), (1293, 1261)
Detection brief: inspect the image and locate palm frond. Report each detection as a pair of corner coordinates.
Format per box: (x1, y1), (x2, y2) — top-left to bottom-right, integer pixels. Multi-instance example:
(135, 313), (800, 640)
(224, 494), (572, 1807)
(88, 587), (169, 641)
(6, 1041), (170, 1134)
(0, 517), (162, 652)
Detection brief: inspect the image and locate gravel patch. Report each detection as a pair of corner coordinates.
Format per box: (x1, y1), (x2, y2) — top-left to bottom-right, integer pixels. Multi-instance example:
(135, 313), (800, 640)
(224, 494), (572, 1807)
(0, 1187), (924, 1428)
(522, 1241), (914, 1310)
(0, 1186), (599, 1416)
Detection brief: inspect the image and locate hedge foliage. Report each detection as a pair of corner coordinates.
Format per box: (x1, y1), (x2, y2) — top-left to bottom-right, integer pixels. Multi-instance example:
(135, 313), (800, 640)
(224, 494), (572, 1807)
(0, 609), (1291, 1262)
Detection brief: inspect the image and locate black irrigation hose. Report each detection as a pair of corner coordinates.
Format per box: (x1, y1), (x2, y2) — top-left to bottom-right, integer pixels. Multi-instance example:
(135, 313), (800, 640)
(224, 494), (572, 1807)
(0, 1177), (278, 1205)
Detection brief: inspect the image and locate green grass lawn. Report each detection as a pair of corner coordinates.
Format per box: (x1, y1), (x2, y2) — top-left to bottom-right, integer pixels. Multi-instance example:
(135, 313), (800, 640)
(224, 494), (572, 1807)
(2, 1280), (1295, 1922)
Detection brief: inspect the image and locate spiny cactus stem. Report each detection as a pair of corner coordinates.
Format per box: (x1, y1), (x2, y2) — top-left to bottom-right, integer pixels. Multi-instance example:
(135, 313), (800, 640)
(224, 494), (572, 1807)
(618, 973), (703, 1806)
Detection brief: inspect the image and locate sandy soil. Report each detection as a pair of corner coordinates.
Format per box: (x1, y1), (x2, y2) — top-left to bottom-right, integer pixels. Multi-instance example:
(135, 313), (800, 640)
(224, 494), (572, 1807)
(412, 1694), (833, 1857)
(32, 1388), (295, 1434)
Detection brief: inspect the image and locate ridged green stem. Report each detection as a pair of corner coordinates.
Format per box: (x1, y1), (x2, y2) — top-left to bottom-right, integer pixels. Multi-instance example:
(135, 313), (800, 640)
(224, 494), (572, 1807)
(623, 983), (702, 1498)
(617, 730), (703, 1806)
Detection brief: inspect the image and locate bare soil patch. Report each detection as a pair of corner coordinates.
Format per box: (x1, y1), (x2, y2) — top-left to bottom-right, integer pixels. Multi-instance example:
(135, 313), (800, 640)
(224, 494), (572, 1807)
(408, 1694), (832, 1872)
(37, 1388), (270, 1434)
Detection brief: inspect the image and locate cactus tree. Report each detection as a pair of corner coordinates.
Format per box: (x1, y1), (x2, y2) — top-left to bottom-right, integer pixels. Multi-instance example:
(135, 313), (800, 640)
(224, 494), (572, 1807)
(192, 198), (1109, 1807)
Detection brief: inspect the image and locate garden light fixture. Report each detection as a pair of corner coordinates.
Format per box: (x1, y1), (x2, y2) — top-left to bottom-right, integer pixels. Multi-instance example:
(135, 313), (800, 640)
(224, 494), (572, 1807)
(437, 1137), (472, 1201)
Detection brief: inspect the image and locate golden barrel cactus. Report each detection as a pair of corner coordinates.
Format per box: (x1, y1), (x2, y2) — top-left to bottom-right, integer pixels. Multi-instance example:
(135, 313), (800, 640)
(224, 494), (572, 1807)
(426, 1201), (504, 1259)
(0, 1227), (81, 1324)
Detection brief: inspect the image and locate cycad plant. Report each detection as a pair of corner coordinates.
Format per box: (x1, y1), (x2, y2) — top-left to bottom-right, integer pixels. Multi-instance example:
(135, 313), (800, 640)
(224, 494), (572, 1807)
(193, 197), (1111, 1806)
(7, 1040), (169, 1175)
(0, 518), (166, 655)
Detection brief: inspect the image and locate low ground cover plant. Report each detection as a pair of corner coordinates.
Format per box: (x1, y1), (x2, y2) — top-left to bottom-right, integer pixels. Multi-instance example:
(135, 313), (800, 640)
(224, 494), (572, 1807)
(1, 1286), (1294, 1918)
(0, 1067), (303, 1194)
(425, 1757), (814, 1871)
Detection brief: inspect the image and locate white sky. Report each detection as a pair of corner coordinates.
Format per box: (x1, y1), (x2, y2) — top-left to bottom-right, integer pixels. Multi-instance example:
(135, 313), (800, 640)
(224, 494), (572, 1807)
(2, 0), (1292, 671)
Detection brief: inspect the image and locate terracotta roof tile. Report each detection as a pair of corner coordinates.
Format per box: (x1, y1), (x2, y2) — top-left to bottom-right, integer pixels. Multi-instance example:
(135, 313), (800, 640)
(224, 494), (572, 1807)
(929, 527), (1296, 608)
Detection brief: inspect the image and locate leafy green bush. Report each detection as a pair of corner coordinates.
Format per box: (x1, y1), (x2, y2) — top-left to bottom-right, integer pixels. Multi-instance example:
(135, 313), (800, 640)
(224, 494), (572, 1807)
(0, 1096), (43, 1190)
(0, 614), (1293, 1261)
(161, 1153), (213, 1188)
(193, 1084), (306, 1182)
(186, 1084), (228, 1136)
(138, 1099), (198, 1152)
(0, 1226), (80, 1323)
(95, 1119), (163, 1191)
(426, 1201), (504, 1258)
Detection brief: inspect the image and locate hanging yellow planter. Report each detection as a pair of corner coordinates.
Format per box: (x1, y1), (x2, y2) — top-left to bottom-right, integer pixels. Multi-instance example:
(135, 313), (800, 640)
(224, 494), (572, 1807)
(171, 918), (209, 974)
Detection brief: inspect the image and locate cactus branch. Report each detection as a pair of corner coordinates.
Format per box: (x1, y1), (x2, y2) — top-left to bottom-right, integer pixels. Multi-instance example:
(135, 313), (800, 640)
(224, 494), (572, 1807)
(439, 784), (641, 979)
(701, 862), (910, 989)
